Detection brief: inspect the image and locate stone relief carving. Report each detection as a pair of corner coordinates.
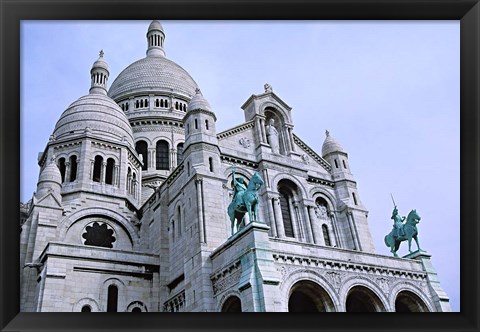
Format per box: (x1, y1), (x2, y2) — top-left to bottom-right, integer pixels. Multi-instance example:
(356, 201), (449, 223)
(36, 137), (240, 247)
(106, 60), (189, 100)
(376, 277), (391, 295)
(315, 203), (328, 220)
(239, 137), (251, 148)
(212, 266), (242, 295)
(324, 271), (343, 291)
(301, 154), (309, 164)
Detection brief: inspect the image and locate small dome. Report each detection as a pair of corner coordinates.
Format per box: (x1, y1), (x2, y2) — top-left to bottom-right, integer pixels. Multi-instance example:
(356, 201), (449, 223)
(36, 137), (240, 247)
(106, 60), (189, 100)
(322, 130), (344, 157)
(53, 93), (134, 146)
(92, 50), (109, 72)
(187, 89), (211, 112)
(148, 20), (164, 33)
(38, 157), (62, 186)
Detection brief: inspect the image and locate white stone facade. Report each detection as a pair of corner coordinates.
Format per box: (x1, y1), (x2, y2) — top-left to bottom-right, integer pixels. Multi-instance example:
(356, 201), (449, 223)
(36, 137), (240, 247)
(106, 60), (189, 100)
(20, 21), (451, 313)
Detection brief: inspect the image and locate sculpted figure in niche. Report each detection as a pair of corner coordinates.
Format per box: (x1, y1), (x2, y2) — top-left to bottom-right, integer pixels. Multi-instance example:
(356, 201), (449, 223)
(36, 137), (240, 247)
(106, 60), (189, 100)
(266, 118), (280, 154)
(315, 202), (328, 220)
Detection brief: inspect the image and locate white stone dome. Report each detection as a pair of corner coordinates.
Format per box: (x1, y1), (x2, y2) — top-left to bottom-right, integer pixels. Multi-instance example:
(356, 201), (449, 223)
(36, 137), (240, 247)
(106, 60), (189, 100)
(187, 89), (211, 112)
(108, 56), (198, 101)
(53, 93), (134, 146)
(38, 158), (62, 186)
(322, 130), (344, 157)
(108, 21), (198, 101)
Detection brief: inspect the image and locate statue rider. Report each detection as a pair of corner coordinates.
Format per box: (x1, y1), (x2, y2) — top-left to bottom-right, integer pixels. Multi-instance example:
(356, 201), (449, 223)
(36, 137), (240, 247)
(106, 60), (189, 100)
(391, 206), (406, 238)
(232, 166), (247, 209)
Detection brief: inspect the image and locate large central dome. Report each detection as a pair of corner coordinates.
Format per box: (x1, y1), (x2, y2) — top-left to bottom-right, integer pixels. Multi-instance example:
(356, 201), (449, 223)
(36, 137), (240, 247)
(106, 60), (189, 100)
(107, 20), (198, 102)
(108, 56), (198, 101)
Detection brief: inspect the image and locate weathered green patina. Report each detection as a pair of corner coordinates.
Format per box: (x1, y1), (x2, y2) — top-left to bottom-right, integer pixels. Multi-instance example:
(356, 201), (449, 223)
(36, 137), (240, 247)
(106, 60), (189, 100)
(227, 166), (264, 235)
(384, 207), (422, 257)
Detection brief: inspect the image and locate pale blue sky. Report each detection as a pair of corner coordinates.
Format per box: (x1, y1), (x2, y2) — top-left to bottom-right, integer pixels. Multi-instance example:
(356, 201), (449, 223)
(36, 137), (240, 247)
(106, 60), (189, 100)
(21, 20), (460, 311)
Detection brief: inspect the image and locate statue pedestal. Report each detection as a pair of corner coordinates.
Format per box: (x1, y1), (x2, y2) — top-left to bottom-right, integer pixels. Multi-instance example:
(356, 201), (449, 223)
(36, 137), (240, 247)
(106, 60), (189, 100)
(210, 221), (280, 312)
(403, 250), (452, 312)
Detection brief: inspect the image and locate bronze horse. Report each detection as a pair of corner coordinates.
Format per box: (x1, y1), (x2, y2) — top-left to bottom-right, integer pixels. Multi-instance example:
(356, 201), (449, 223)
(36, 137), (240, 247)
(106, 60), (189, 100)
(384, 209), (422, 257)
(227, 172), (264, 235)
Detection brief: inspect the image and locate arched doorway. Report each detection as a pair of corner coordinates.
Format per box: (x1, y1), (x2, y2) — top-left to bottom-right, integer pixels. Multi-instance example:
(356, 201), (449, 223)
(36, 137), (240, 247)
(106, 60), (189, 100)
(346, 286), (385, 312)
(395, 291), (430, 312)
(221, 296), (242, 312)
(288, 280), (335, 312)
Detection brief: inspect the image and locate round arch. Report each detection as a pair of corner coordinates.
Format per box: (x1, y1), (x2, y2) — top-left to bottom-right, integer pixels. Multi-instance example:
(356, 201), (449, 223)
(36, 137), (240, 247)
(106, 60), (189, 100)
(279, 269), (340, 312)
(57, 207), (140, 249)
(216, 290), (243, 312)
(260, 101), (292, 125)
(389, 282), (434, 312)
(309, 189), (337, 212)
(288, 280), (336, 312)
(271, 173), (308, 199)
(127, 300), (148, 312)
(221, 295), (242, 312)
(134, 136), (153, 146)
(100, 277), (127, 312)
(339, 276), (390, 312)
(72, 297), (100, 312)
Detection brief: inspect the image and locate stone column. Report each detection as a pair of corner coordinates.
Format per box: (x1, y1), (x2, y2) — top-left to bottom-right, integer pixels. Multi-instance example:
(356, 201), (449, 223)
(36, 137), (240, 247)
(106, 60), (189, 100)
(101, 162), (107, 183)
(114, 165), (120, 187)
(347, 210), (362, 251)
(328, 213), (338, 247)
(287, 126), (295, 152)
(303, 204), (315, 244)
(259, 118), (267, 143)
(65, 162), (71, 183)
(149, 148), (155, 169)
(272, 196), (285, 238)
(290, 201), (300, 240)
(266, 196), (277, 237)
(90, 160), (95, 180)
(196, 179), (205, 243)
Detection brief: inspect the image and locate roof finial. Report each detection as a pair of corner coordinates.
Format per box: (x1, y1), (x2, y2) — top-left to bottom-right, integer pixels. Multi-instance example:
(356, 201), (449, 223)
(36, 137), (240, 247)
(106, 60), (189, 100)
(264, 83), (273, 93)
(326, 130), (330, 137)
(99, 49), (104, 58)
(195, 88), (202, 95)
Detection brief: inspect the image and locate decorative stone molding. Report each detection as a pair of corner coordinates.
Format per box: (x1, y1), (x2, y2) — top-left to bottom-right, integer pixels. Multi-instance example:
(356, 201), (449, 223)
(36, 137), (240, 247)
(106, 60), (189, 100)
(239, 137), (251, 148)
(163, 290), (185, 312)
(324, 271), (344, 291)
(272, 253), (427, 280)
(220, 154), (258, 168)
(217, 121), (255, 140)
(293, 134), (331, 171)
(211, 262), (242, 296)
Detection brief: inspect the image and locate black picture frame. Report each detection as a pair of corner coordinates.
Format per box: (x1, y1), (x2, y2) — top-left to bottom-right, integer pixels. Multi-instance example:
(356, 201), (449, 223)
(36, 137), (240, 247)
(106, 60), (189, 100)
(1, 0), (478, 331)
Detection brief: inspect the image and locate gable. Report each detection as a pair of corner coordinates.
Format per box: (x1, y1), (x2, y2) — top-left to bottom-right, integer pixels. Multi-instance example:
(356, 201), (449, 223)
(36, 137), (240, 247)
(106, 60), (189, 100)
(292, 134), (331, 173)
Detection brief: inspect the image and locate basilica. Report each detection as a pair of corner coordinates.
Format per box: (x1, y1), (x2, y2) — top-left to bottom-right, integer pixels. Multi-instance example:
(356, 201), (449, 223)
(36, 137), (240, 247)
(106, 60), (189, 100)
(20, 20), (451, 312)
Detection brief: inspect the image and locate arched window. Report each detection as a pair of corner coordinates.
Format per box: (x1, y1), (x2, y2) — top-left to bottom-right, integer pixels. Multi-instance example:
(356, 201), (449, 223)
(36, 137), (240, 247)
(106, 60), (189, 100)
(156, 140), (169, 170)
(145, 99), (148, 107)
(135, 100), (139, 108)
(127, 167), (131, 193)
(58, 157), (66, 183)
(187, 162), (190, 177)
(352, 192), (358, 205)
(221, 296), (242, 312)
(93, 156), (103, 182)
(205, 120), (209, 130)
(126, 103), (129, 111)
(342, 159), (347, 169)
(175, 101), (178, 110)
(69, 155), (77, 182)
(334, 159), (339, 168)
(209, 157), (214, 172)
(177, 206), (182, 237)
(165, 100), (168, 108)
(194, 119), (198, 130)
(176, 143), (184, 165)
(105, 158), (115, 185)
(81, 305), (91, 312)
(183, 104), (186, 111)
(156, 99), (159, 107)
(322, 224), (331, 246)
(279, 192), (294, 238)
(135, 141), (148, 171)
(107, 285), (118, 312)
(140, 99), (144, 108)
